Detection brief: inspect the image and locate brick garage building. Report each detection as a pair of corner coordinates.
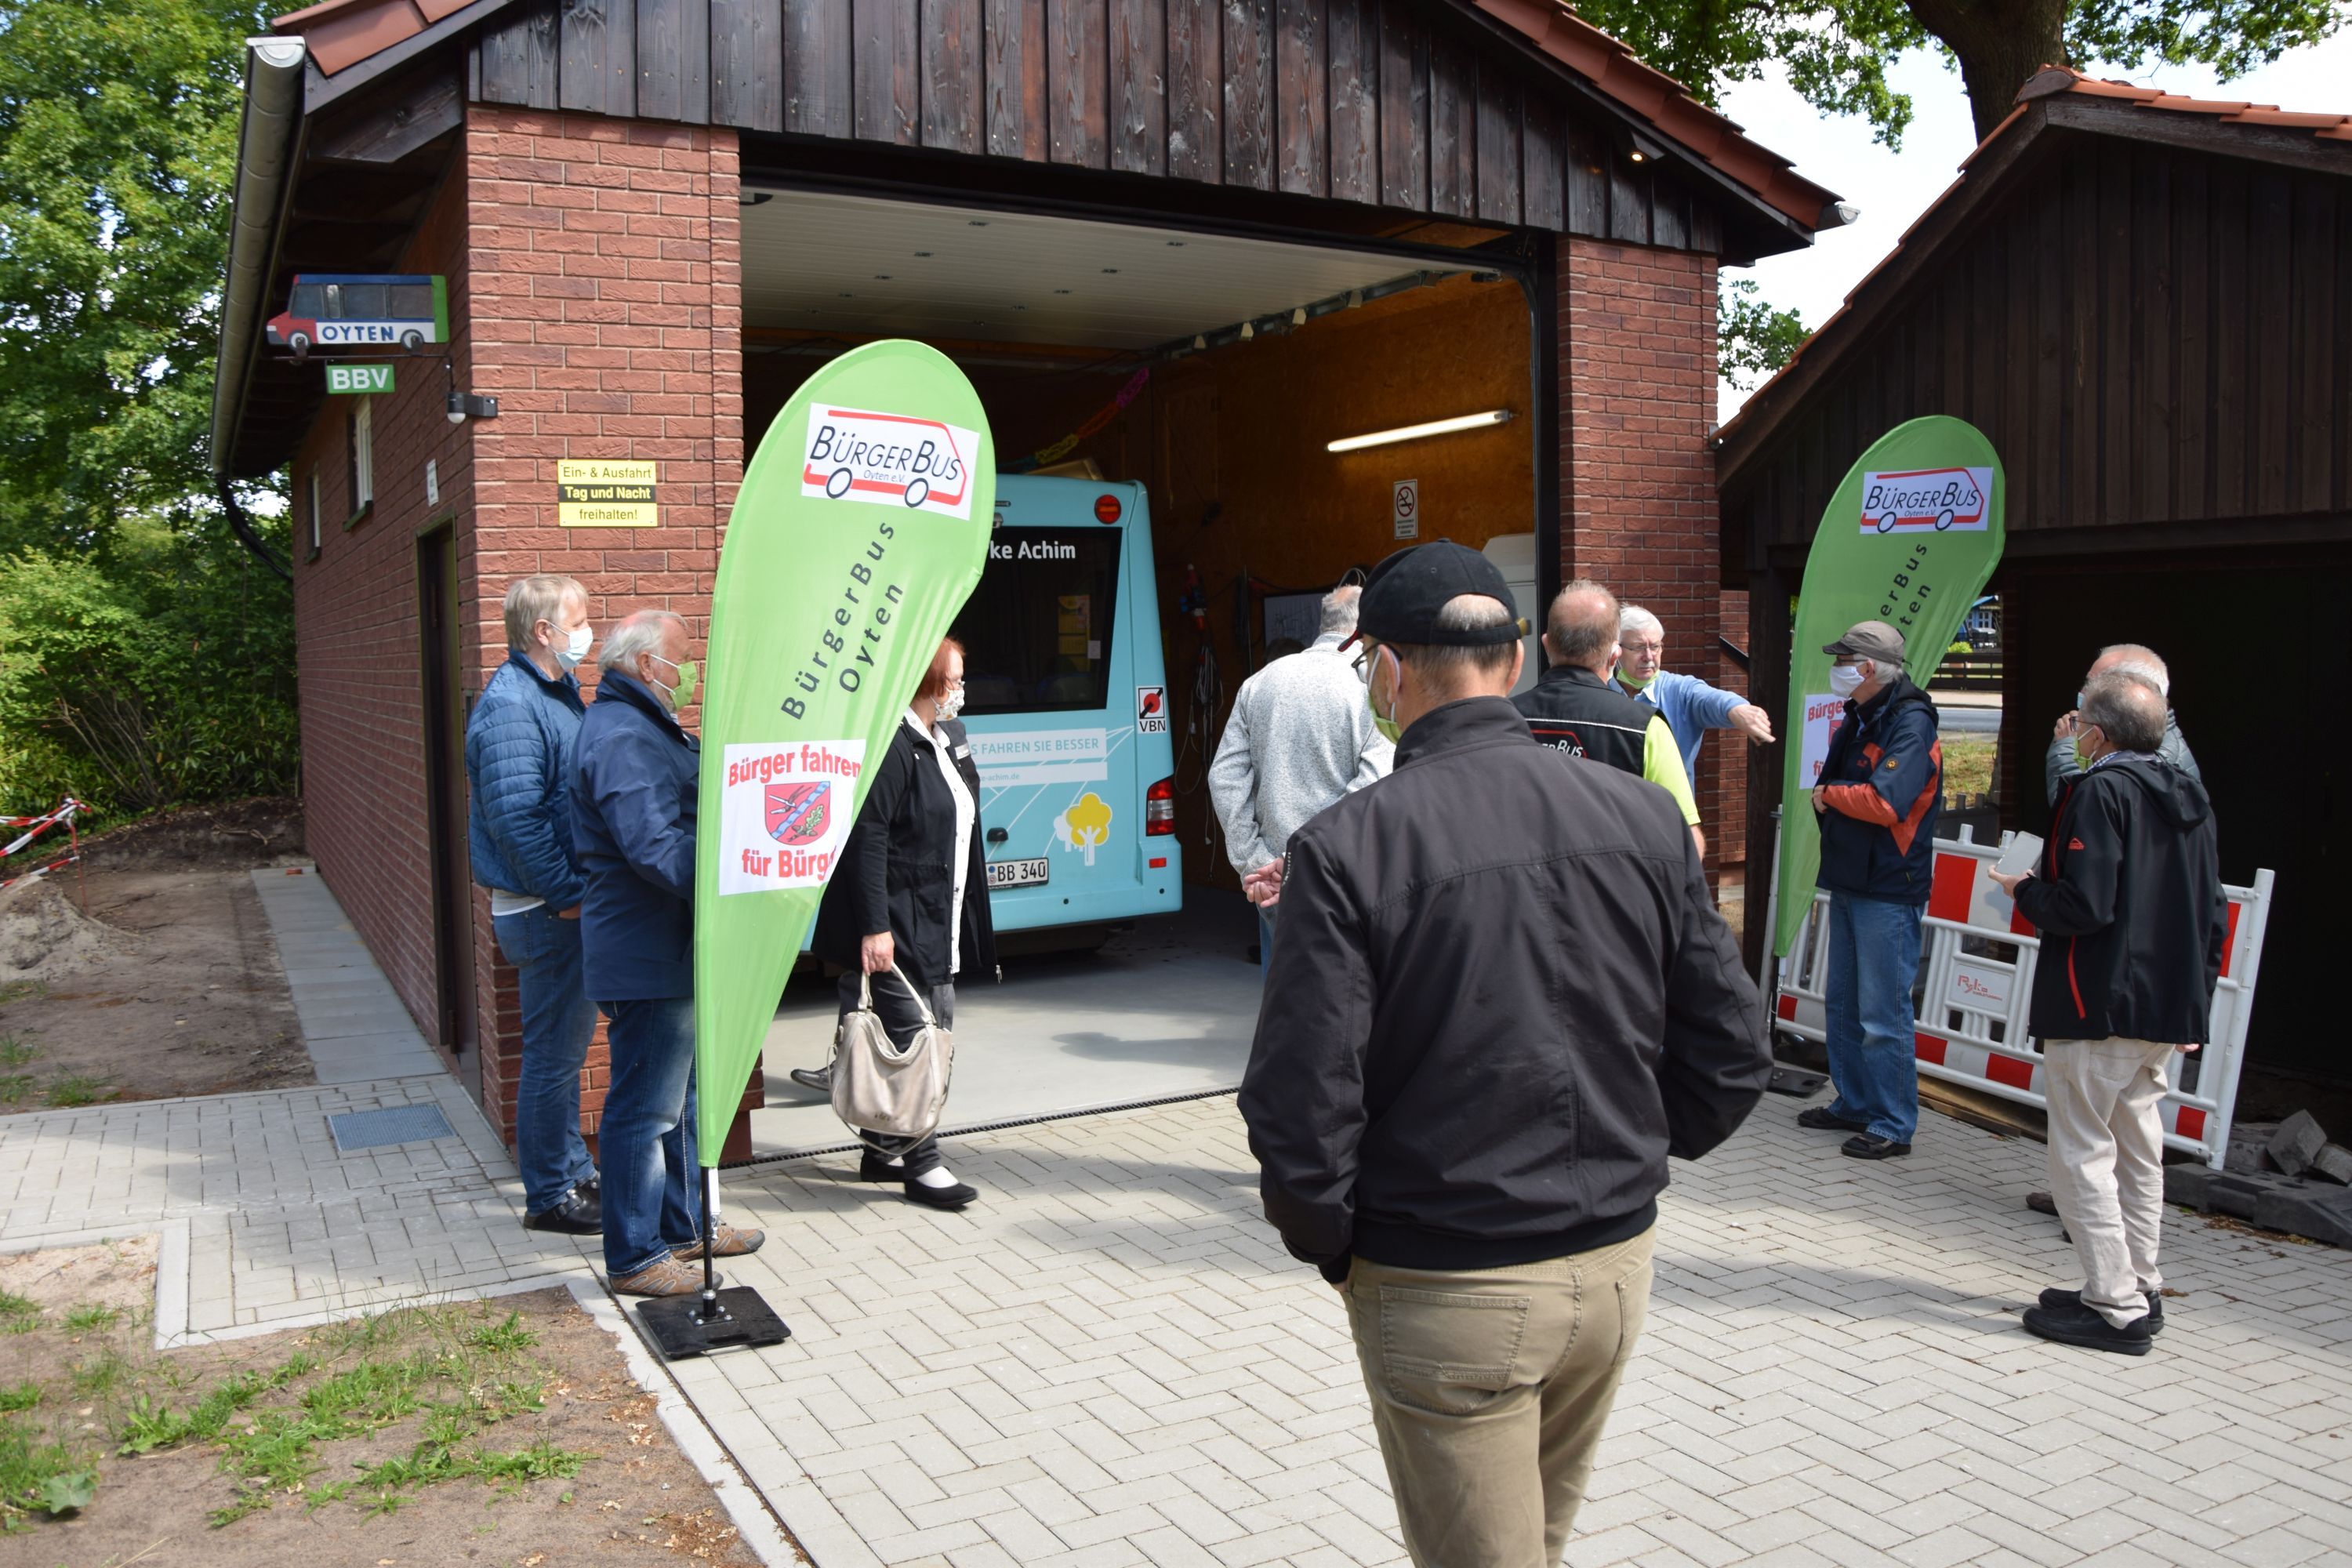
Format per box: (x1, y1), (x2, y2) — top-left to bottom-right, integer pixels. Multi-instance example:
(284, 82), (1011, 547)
(211, 0), (1838, 1149)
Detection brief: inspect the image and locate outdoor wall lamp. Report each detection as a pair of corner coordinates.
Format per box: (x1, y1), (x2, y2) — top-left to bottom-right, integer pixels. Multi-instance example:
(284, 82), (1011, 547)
(1327, 409), (1513, 454)
(445, 391), (499, 424)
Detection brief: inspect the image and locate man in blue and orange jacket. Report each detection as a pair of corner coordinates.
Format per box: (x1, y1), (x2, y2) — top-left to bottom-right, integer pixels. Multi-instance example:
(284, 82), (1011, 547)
(1800, 619), (1943, 1160)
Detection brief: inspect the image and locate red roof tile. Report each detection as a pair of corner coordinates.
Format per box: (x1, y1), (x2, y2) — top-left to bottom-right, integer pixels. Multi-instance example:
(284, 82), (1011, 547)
(2015, 64), (2352, 140)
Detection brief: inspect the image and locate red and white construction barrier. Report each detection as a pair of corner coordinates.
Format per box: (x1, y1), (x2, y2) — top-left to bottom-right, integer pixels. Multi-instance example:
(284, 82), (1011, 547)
(1762, 826), (2273, 1170)
(0, 797), (86, 897)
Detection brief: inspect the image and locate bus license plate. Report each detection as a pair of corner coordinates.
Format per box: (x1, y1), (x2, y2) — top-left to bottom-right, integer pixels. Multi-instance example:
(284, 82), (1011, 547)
(987, 858), (1050, 889)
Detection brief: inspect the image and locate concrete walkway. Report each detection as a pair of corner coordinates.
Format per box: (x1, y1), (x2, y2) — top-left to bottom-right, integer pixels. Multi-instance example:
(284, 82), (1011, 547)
(250, 864), (443, 1083)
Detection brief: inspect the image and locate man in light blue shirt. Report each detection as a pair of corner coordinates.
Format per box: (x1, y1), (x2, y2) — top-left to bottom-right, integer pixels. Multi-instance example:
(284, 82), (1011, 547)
(1611, 604), (1776, 779)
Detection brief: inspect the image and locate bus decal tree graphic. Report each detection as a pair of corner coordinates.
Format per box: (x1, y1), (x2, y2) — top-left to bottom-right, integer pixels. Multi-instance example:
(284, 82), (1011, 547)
(1054, 793), (1113, 866)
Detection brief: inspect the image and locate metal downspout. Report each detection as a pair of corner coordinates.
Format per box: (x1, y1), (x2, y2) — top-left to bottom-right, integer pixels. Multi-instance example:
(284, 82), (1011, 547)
(208, 35), (307, 487)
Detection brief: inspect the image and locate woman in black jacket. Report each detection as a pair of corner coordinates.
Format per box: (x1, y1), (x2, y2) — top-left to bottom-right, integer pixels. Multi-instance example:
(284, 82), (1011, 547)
(806, 637), (996, 1209)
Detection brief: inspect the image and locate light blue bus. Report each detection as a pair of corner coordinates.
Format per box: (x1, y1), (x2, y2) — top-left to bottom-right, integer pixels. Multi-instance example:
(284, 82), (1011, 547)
(956, 475), (1181, 932)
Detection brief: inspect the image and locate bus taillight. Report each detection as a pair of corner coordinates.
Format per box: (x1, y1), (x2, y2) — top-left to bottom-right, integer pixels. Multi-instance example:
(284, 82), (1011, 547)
(1145, 776), (1175, 835)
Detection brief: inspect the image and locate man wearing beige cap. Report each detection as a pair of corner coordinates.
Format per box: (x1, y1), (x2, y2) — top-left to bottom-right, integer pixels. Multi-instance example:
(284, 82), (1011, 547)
(1799, 620), (1944, 1159)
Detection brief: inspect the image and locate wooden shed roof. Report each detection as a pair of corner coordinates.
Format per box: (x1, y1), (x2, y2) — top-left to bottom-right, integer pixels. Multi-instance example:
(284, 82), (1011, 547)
(1716, 66), (2352, 487)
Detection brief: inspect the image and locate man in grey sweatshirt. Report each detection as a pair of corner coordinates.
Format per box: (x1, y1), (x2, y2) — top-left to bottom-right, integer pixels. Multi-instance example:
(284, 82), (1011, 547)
(2046, 643), (2201, 808)
(1210, 586), (1394, 971)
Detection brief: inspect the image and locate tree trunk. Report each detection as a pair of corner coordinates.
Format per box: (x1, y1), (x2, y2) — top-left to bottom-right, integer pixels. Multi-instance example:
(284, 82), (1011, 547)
(1907, 0), (2067, 143)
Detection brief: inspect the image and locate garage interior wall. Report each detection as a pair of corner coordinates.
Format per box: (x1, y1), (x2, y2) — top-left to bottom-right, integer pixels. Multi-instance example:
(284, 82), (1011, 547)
(746, 272), (1536, 888)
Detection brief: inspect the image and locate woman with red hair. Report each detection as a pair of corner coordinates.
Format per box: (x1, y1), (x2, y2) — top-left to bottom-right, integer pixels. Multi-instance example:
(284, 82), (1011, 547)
(805, 637), (996, 1208)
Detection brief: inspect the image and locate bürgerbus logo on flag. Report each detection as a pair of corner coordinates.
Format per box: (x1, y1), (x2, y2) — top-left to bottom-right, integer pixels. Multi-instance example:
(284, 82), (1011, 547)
(718, 740), (866, 895)
(800, 406), (979, 519)
(1858, 466), (1993, 534)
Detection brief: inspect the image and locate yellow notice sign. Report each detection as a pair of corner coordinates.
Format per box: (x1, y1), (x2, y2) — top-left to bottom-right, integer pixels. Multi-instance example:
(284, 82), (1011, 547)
(557, 459), (658, 527)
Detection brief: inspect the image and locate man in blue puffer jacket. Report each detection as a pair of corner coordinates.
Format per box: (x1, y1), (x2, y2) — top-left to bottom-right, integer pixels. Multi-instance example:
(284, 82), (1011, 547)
(466, 575), (602, 1236)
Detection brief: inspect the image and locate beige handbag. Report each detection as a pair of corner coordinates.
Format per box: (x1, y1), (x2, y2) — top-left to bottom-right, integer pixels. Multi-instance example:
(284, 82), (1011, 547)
(830, 965), (954, 1138)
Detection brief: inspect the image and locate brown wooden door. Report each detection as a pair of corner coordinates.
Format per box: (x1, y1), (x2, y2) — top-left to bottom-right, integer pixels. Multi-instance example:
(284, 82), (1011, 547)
(417, 523), (479, 1091)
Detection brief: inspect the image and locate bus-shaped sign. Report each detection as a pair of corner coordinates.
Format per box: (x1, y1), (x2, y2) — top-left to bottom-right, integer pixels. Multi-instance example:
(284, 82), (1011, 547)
(267, 274), (448, 357)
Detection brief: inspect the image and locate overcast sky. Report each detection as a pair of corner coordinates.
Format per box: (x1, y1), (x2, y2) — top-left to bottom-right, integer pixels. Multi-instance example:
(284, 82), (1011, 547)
(1715, 36), (2352, 423)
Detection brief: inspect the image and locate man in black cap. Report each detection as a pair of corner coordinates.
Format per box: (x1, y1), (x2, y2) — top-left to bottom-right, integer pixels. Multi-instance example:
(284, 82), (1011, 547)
(1238, 540), (1770, 1568)
(1800, 619), (1943, 1160)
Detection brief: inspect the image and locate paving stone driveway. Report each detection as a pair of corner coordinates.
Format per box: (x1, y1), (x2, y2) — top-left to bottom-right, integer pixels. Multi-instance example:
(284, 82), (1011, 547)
(2, 1076), (2347, 1565)
(685, 1093), (2352, 1568)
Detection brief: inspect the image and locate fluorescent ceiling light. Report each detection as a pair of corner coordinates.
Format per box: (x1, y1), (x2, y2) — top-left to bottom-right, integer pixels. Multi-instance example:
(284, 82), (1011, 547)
(1327, 408), (1513, 453)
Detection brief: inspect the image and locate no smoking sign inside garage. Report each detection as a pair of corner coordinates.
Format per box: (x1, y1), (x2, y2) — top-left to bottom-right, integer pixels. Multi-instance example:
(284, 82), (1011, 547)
(1392, 479), (1420, 539)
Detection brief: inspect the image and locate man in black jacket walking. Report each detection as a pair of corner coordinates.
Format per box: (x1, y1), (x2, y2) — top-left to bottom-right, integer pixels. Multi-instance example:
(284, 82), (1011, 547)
(1239, 541), (1770, 1568)
(1991, 673), (2226, 1356)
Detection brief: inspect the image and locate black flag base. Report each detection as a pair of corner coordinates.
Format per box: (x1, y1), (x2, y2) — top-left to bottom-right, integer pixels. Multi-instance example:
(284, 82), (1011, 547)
(635, 1287), (790, 1360)
(635, 1167), (789, 1361)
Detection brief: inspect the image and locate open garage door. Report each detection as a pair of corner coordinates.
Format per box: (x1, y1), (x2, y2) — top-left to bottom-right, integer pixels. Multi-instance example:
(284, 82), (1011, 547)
(739, 187), (1545, 1156)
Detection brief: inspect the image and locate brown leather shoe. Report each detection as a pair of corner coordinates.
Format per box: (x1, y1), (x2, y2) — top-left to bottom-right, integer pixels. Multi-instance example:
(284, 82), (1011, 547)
(610, 1256), (720, 1298)
(2027, 1191), (2059, 1216)
(672, 1223), (765, 1261)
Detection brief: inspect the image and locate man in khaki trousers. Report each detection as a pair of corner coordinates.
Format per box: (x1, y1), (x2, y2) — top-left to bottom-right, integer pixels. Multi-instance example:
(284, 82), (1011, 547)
(1991, 672), (2226, 1356)
(1238, 544), (1772, 1566)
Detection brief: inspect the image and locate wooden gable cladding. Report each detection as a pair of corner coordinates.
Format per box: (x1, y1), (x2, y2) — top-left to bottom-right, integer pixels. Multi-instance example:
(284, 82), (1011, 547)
(1723, 132), (2351, 568)
(468, 0), (1722, 248)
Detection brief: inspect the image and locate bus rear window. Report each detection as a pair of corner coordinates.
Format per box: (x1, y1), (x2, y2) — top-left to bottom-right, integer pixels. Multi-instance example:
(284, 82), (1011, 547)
(959, 527), (1122, 716)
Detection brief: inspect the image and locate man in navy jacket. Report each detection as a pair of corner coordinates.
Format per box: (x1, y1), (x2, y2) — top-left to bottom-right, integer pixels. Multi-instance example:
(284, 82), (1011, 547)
(466, 575), (600, 1235)
(1801, 620), (1943, 1160)
(572, 609), (762, 1297)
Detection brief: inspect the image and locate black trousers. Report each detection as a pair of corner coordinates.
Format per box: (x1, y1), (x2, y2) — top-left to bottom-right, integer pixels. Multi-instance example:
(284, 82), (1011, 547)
(833, 968), (956, 1177)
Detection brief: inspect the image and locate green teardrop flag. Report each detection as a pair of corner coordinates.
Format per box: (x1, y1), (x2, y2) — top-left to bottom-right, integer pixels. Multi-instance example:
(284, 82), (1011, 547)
(1774, 415), (2005, 958)
(693, 342), (995, 1159)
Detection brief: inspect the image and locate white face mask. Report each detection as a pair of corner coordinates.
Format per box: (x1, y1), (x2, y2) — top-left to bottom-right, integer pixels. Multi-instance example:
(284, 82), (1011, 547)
(936, 685), (966, 722)
(1828, 662), (1867, 700)
(553, 620), (593, 672)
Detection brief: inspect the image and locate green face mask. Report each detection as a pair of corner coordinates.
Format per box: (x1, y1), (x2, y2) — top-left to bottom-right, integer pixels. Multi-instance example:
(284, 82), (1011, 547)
(648, 655), (699, 712)
(1366, 648), (1403, 744)
(1616, 667), (1654, 691)
(2074, 725), (2100, 771)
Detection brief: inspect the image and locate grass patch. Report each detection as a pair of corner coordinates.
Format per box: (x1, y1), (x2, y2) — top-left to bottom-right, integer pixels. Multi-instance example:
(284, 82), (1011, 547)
(1944, 734), (1995, 798)
(42, 1074), (116, 1109)
(0, 1075), (33, 1105)
(0, 1036), (38, 1069)
(464, 1312), (535, 1356)
(5, 1294), (597, 1537)
(61, 1305), (120, 1334)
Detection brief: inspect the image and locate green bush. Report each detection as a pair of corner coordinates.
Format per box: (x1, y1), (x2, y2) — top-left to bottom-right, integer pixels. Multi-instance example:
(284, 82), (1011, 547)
(0, 513), (296, 819)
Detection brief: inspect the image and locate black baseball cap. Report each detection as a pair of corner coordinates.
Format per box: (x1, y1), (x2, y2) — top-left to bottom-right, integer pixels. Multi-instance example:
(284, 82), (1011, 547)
(1345, 540), (1526, 648)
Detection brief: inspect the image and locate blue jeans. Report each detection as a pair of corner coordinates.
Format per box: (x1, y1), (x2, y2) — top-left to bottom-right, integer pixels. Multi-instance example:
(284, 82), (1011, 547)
(492, 906), (599, 1214)
(1258, 907), (1276, 976)
(1823, 891), (1924, 1144)
(597, 996), (702, 1278)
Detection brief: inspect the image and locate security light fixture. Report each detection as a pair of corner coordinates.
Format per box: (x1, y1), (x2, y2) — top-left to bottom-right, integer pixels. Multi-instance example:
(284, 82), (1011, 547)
(1326, 408), (1511, 453)
(446, 391), (498, 424)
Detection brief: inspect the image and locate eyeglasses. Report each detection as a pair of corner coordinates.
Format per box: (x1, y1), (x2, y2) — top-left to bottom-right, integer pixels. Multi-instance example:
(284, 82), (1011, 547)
(1621, 639), (1664, 655)
(1350, 641), (1378, 685)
